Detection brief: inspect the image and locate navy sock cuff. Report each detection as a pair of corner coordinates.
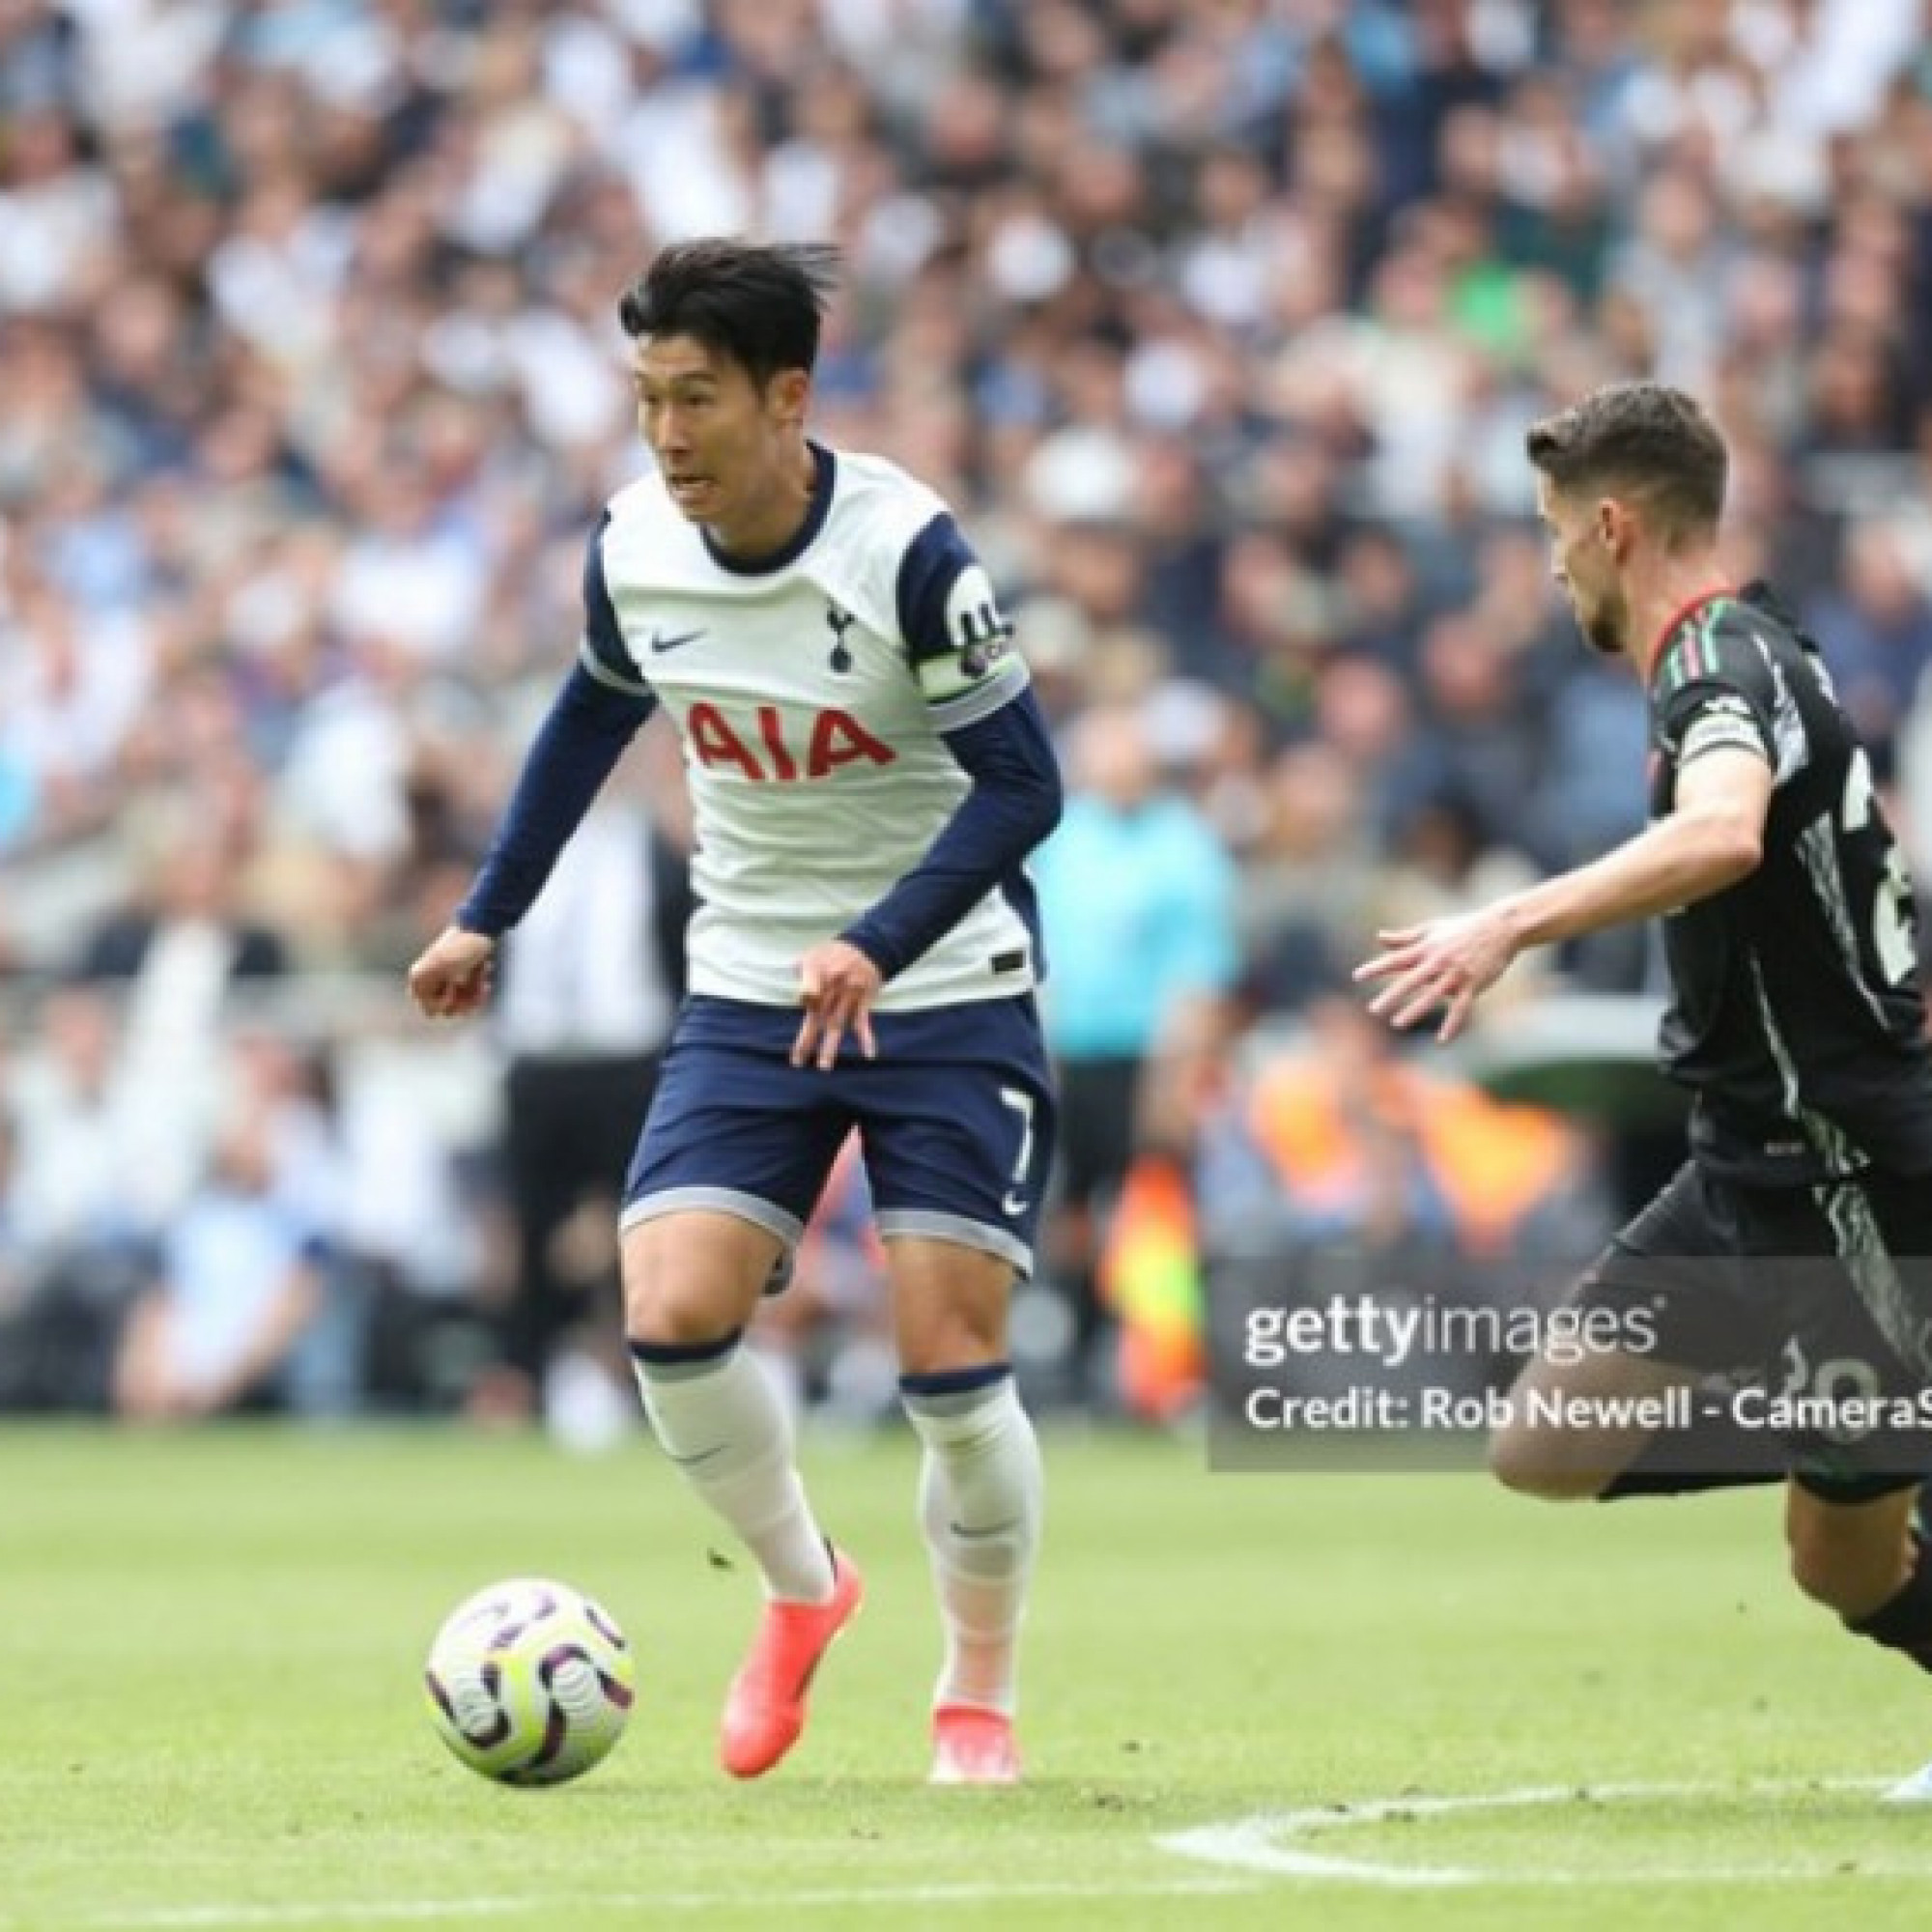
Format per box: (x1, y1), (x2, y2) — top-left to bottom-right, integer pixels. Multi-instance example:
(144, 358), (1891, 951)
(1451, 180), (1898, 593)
(628, 1328), (744, 1369)
(1847, 1534), (1932, 1669)
(899, 1361), (1011, 1401)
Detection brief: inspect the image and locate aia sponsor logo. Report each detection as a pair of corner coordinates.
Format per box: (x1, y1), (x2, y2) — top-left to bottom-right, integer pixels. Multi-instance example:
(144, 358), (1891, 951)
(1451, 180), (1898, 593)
(686, 702), (896, 781)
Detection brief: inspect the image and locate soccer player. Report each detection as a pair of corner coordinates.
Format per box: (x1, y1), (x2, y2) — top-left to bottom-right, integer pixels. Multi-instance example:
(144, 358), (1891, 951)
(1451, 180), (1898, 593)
(408, 241), (1061, 1786)
(1355, 383), (1932, 1791)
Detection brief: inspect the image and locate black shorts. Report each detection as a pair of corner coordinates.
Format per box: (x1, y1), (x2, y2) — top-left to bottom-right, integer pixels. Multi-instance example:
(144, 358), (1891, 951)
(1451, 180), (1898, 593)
(1053, 1056), (1142, 1212)
(1572, 1160), (1932, 1502)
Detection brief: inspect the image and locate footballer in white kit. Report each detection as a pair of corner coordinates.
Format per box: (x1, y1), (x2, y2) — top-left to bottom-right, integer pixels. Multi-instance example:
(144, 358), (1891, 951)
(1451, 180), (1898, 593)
(578, 440), (1059, 1272)
(589, 444), (1040, 1010)
(409, 240), (1060, 1789)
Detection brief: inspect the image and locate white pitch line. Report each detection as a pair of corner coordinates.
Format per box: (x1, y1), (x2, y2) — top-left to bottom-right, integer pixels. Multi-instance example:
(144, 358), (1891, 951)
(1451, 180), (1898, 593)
(49, 1875), (1256, 1930)
(27, 1776), (1929, 1924)
(1154, 1776), (1929, 1887)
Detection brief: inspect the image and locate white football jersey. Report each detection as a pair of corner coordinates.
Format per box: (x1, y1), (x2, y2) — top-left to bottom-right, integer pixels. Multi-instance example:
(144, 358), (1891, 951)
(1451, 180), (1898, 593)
(580, 444), (1038, 1011)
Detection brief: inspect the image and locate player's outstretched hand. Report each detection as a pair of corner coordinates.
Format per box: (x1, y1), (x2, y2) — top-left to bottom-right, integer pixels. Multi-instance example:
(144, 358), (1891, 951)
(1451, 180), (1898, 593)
(1352, 908), (1518, 1044)
(408, 925), (497, 1021)
(793, 940), (881, 1070)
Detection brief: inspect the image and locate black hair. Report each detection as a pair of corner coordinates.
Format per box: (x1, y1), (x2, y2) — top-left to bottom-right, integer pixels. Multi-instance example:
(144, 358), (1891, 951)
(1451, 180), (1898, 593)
(1525, 381), (1728, 547)
(617, 239), (839, 385)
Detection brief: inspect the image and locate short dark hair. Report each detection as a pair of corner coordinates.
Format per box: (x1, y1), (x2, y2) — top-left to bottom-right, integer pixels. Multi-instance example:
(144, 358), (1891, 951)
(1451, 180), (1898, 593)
(1525, 382), (1728, 546)
(617, 239), (838, 385)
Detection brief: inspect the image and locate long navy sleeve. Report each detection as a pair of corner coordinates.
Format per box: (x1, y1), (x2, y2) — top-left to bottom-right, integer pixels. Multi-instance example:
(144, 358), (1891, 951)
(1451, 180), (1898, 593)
(457, 664), (658, 937)
(838, 686), (1063, 980)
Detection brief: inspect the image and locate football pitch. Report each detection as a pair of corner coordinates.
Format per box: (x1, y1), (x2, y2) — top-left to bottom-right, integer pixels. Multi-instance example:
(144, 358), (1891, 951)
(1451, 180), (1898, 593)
(8, 1423), (1932, 1931)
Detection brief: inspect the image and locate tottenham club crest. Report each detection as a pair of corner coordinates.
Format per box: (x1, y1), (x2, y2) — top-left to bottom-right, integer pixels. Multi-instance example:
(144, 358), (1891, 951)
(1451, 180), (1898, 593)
(824, 601), (857, 672)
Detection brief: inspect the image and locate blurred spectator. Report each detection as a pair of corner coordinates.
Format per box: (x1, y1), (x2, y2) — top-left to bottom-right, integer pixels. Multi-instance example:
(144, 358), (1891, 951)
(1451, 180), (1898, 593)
(4, 0), (1931, 1418)
(1033, 700), (1239, 1398)
(0, 1094), (137, 1412)
(475, 791), (691, 1438)
(1528, 651), (1653, 991)
(8, 981), (181, 1252)
(1372, 781), (1554, 1021)
(1403, 607), (1546, 858)
(75, 813), (291, 1171)
(111, 1101), (327, 1424)
(1243, 993), (1577, 1264)
(78, 825), (287, 988)
(1238, 739), (1383, 1013)
(1804, 518), (1932, 777)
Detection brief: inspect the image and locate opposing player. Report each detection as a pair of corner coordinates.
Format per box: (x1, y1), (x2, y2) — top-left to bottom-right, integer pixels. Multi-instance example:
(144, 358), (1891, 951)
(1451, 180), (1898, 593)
(408, 241), (1062, 1785)
(1355, 383), (1932, 1787)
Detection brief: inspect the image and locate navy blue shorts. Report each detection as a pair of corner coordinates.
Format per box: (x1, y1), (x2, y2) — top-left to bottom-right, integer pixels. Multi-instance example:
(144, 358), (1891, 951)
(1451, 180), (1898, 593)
(621, 994), (1057, 1277)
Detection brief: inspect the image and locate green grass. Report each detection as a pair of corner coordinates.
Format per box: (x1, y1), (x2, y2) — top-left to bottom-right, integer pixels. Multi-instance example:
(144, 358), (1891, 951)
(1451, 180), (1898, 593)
(6, 1422), (1932, 1930)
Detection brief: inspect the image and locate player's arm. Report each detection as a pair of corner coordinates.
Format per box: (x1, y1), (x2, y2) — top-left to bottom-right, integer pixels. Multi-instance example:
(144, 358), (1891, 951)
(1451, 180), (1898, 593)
(838, 691), (1063, 978)
(838, 510), (1066, 974)
(842, 510), (1064, 979)
(792, 514), (1063, 1069)
(1355, 743), (1771, 1043)
(1490, 741), (1770, 943)
(795, 692), (1062, 1068)
(410, 521), (658, 1020)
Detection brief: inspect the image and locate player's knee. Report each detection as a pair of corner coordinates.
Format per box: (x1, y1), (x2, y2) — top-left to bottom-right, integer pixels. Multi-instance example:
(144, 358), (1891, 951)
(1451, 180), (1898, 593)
(621, 1237), (754, 1350)
(887, 1239), (1012, 1376)
(895, 1287), (1009, 1378)
(897, 1307), (1007, 1378)
(624, 1282), (729, 1350)
(1487, 1425), (1606, 1502)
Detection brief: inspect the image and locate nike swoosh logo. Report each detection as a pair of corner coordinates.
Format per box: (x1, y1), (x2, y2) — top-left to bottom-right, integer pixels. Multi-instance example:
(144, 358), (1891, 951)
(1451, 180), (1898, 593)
(1002, 1191), (1028, 1216)
(648, 628), (705, 654)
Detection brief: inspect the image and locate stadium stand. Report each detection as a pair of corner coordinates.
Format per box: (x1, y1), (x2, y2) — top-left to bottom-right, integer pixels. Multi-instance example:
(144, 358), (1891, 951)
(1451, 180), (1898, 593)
(4, 0), (1930, 1425)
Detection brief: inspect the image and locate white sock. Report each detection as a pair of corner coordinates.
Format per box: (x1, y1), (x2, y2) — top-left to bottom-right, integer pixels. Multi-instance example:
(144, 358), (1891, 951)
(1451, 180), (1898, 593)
(751, 1339), (806, 1423)
(901, 1372), (1042, 1719)
(633, 1343), (836, 1604)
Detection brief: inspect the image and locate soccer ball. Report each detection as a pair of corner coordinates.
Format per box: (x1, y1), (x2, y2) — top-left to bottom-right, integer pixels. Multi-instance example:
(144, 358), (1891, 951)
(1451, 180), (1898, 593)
(423, 1577), (635, 1786)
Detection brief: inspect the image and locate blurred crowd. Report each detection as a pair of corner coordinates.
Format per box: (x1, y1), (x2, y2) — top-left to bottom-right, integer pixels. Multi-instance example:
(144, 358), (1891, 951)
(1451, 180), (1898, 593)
(6, 0), (1932, 1431)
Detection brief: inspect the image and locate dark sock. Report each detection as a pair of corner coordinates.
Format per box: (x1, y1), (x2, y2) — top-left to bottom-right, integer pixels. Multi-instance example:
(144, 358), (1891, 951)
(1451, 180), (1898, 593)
(1847, 1536), (1932, 1675)
(627, 1327), (743, 1369)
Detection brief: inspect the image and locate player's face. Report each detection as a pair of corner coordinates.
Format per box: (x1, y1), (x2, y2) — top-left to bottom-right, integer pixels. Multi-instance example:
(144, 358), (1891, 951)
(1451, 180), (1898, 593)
(1536, 473), (1630, 659)
(633, 334), (810, 549)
